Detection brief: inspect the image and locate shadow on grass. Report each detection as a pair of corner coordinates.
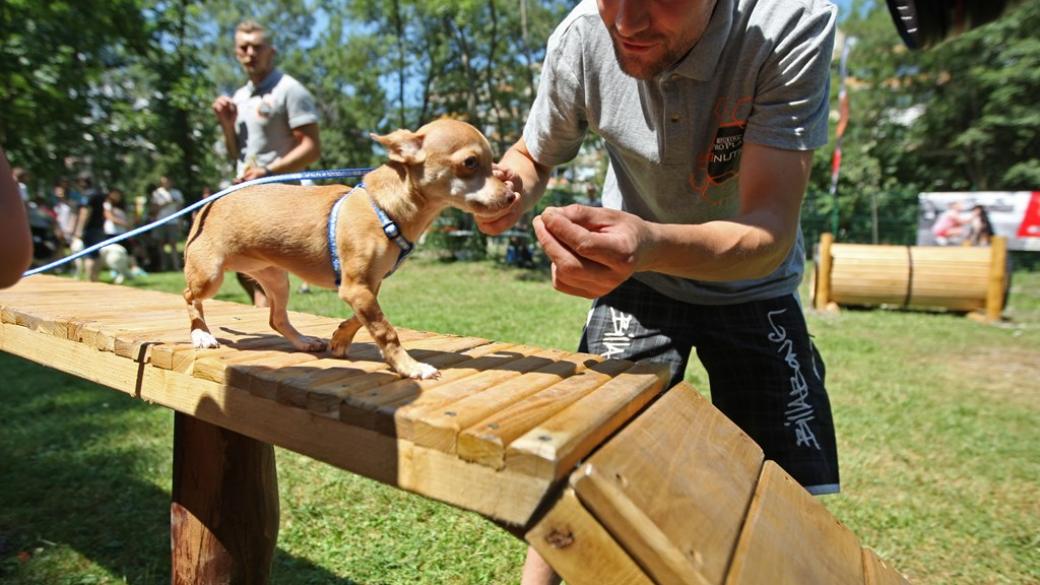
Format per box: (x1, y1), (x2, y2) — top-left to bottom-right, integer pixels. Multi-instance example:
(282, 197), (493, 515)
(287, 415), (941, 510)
(0, 353), (363, 584)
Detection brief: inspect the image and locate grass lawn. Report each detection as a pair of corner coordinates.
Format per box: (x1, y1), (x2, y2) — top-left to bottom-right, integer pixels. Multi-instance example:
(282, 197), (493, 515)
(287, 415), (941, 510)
(1, 255), (1038, 584)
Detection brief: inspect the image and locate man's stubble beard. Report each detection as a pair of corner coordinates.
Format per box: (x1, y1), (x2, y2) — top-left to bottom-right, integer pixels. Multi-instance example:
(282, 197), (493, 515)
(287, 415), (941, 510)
(609, 34), (687, 80)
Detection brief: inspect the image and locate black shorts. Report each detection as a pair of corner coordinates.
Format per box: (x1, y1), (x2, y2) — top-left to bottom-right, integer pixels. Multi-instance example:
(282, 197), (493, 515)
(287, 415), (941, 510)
(81, 229), (108, 260)
(580, 278), (840, 494)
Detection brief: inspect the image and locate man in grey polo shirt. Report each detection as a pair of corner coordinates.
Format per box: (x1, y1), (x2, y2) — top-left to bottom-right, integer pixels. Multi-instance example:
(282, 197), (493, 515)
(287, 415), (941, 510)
(481, 1), (839, 581)
(212, 19), (321, 306)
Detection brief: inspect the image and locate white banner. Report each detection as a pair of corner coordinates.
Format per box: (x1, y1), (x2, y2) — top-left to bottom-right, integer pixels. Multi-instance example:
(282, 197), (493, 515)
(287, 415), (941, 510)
(917, 191), (1040, 251)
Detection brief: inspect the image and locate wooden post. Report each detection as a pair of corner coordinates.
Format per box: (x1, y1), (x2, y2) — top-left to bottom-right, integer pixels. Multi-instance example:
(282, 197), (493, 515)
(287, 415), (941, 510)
(171, 413), (279, 585)
(815, 233), (834, 310)
(985, 235), (1008, 322)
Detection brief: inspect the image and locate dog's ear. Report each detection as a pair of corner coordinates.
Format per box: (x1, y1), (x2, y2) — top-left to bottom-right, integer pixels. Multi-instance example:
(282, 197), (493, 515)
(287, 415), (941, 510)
(371, 130), (426, 165)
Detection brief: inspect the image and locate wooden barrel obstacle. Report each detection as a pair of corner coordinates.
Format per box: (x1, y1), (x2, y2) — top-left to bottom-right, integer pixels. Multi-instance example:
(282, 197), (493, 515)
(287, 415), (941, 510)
(0, 276), (910, 584)
(814, 233), (1009, 321)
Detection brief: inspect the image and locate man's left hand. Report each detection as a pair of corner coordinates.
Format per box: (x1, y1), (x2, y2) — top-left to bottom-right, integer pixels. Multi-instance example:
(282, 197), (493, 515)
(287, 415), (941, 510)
(235, 166), (269, 184)
(534, 205), (653, 299)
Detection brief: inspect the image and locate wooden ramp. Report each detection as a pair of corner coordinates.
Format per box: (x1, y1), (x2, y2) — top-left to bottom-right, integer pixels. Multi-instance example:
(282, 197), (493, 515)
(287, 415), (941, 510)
(0, 275), (908, 584)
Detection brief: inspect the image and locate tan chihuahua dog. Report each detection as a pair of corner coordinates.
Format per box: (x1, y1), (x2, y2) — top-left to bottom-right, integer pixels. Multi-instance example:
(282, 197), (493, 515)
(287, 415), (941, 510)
(183, 119), (516, 379)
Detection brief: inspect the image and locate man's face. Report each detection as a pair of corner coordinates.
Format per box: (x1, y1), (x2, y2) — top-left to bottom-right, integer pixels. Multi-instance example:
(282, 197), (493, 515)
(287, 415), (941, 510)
(235, 31), (275, 79)
(598, 0), (717, 80)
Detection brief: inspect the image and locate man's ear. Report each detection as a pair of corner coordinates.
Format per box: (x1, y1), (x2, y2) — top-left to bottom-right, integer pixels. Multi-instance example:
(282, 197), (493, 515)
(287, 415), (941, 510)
(371, 130), (426, 165)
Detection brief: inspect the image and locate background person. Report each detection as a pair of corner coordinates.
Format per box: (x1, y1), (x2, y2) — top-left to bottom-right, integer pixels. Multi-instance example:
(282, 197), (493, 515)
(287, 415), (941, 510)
(104, 187), (146, 281)
(930, 201), (966, 245)
(150, 175), (184, 272)
(480, 1), (840, 582)
(211, 19), (321, 307)
(52, 180), (79, 250)
(72, 173), (107, 282)
(12, 166), (30, 202)
(968, 204), (994, 246)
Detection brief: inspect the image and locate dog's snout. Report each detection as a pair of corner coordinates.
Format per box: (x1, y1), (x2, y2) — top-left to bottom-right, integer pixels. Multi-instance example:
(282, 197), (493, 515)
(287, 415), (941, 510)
(506, 191), (518, 204)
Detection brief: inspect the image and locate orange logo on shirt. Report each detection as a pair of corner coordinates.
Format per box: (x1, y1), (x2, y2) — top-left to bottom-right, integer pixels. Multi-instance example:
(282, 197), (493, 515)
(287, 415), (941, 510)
(689, 96), (751, 206)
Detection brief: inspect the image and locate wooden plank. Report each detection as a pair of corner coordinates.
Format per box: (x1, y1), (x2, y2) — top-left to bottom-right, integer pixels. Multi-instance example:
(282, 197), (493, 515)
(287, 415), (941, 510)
(336, 343), (541, 431)
(724, 462), (863, 585)
(271, 335), (489, 406)
(387, 347), (573, 439)
(0, 322), (553, 526)
(456, 359), (634, 469)
(193, 343), (322, 384)
(410, 352), (603, 453)
(150, 343), (197, 373)
(525, 488), (655, 585)
(862, 548), (910, 585)
(237, 333), (445, 400)
(146, 320), (411, 374)
(505, 360), (671, 480)
(570, 382), (764, 585)
(299, 337), (494, 416)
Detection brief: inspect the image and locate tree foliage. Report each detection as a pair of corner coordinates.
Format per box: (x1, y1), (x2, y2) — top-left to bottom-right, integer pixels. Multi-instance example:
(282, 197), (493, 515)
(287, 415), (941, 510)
(808, 0), (1040, 244)
(1, 0), (1037, 249)
(1, 0), (567, 203)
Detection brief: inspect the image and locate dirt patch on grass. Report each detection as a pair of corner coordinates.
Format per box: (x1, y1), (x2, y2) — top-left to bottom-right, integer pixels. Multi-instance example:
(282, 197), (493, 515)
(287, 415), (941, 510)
(942, 345), (1040, 409)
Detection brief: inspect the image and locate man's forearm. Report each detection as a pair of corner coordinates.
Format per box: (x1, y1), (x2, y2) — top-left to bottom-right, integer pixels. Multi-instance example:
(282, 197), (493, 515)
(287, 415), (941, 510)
(220, 124), (239, 163)
(642, 213), (797, 282)
(500, 141), (551, 213)
(266, 140), (318, 174)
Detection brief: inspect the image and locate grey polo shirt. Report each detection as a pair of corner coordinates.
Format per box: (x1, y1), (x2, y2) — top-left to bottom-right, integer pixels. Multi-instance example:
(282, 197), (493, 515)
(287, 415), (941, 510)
(232, 69), (319, 176)
(524, 0), (837, 305)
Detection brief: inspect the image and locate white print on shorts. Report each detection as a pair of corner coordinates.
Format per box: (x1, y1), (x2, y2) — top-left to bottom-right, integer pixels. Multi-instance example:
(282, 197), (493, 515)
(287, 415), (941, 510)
(601, 307), (634, 359)
(766, 309), (821, 450)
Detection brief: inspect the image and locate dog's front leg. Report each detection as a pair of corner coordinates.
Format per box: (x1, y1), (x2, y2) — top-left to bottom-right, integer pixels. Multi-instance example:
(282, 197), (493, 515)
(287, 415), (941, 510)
(338, 282), (439, 379)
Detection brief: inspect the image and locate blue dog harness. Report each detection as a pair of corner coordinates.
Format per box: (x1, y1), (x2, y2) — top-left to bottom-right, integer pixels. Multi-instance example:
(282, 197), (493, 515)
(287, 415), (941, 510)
(328, 183), (414, 286)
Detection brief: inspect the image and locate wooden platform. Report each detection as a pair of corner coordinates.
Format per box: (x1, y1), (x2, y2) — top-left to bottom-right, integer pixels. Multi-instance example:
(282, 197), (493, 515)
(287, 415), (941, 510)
(1, 275), (909, 584)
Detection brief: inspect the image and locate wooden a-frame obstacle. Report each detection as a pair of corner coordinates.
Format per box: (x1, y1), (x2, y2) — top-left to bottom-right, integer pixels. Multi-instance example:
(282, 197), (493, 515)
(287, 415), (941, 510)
(1, 276), (909, 584)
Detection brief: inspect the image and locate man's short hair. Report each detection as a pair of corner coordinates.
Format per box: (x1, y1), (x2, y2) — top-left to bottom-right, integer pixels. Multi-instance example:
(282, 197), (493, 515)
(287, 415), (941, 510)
(235, 20), (271, 44)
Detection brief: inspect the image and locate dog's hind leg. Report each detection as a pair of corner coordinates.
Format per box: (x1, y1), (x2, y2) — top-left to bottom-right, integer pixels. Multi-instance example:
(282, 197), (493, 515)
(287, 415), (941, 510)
(183, 252), (224, 349)
(248, 267), (326, 352)
(329, 316), (363, 358)
(338, 281), (438, 379)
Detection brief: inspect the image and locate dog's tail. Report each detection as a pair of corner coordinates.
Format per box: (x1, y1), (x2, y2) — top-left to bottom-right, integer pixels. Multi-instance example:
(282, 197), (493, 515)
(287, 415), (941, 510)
(184, 201), (216, 251)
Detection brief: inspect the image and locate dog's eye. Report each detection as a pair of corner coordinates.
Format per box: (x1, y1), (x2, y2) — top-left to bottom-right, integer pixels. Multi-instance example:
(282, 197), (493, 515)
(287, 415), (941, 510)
(463, 156), (479, 170)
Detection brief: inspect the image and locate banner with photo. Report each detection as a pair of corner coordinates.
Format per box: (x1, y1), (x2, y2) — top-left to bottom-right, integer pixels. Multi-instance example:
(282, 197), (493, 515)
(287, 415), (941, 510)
(917, 191), (1040, 251)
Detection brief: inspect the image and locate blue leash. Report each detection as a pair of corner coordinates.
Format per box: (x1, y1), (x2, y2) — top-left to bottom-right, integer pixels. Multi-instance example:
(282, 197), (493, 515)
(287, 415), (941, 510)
(23, 167), (373, 278)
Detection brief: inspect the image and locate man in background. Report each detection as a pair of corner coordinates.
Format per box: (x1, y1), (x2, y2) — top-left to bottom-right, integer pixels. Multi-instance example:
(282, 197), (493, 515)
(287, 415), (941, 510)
(150, 175), (184, 272)
(211, 19), (321, 307)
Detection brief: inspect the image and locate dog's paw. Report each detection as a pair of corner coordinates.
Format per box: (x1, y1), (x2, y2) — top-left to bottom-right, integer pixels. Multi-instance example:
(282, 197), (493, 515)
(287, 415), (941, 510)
(191, 329), (220, 349)
(293, 336), (327, 353)
(329, 340), (349, 358)
(408, 362), (440, 380)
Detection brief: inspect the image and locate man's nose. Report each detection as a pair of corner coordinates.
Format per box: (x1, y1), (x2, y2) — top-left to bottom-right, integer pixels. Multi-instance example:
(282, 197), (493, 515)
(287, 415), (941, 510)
(615, 0), (649, 37)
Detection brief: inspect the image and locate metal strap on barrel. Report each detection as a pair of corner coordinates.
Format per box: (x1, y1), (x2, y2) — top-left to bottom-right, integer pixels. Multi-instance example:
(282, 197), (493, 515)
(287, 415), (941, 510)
(903, 245), (914, 308)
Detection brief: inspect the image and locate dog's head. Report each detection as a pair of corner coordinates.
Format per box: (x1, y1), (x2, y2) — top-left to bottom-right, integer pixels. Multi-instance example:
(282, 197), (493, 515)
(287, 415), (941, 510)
(371, 119), (516, 215)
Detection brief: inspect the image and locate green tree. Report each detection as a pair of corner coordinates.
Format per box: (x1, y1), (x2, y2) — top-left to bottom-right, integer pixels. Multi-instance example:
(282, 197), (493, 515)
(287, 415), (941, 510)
(809, 0), (1040, 245)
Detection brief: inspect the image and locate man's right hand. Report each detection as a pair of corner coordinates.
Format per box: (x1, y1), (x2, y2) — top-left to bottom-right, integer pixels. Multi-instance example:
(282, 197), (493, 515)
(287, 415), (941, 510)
(212, 96), (237, 128)
(475, 164), (525, 235)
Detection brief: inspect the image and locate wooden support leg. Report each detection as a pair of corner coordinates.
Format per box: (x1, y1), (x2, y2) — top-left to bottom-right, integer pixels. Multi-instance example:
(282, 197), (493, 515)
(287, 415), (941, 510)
(171, 413), (279, 585)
